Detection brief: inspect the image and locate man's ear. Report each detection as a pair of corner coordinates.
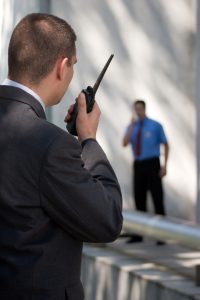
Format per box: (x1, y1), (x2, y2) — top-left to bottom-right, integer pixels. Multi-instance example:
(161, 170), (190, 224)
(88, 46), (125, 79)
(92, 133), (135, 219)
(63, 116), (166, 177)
(56, 57), (68, 80)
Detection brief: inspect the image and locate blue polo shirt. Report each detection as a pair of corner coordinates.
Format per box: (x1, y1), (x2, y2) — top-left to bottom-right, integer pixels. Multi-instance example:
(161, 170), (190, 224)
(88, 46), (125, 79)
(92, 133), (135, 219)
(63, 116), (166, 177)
(129, 117), (167, 161)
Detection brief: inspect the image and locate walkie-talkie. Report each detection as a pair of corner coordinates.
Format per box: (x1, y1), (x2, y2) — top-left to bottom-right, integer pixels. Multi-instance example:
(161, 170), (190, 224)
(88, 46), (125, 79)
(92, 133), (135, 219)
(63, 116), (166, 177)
(66, 54), (114, 136)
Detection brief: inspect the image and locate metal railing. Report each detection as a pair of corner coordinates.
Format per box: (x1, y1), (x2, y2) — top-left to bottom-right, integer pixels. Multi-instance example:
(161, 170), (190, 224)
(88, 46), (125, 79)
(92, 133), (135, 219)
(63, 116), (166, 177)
(122, 210), (200, 285)
(123, 210), (200, 249)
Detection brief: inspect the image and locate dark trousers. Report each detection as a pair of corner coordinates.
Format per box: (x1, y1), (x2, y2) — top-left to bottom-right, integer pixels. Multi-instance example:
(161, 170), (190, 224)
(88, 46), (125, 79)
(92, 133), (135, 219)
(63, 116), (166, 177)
(133, 157), (165, 241)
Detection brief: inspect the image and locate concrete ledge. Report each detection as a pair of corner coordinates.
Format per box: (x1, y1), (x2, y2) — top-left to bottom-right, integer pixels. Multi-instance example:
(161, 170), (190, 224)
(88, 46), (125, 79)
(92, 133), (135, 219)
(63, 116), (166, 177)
(81, 245), (200, 300)
(108, 240), (200, 279)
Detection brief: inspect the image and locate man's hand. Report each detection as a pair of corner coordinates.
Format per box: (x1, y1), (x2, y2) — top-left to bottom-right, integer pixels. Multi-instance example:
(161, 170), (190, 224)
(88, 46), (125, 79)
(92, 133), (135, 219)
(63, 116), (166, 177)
(159, 166), (167, 178)
(122, 116), (135, 147)
(65, 93), (101, 142)
(130, 116), (135, 126)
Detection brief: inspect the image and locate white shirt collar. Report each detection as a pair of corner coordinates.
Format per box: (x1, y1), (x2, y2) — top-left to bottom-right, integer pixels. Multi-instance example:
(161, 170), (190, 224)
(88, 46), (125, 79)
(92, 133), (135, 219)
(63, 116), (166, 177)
(2, 79), (46, 111)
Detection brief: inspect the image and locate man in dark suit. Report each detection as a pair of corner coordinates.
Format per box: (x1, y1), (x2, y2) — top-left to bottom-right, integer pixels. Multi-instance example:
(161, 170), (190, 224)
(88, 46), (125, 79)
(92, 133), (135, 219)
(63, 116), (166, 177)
(0, 13), (123, 299)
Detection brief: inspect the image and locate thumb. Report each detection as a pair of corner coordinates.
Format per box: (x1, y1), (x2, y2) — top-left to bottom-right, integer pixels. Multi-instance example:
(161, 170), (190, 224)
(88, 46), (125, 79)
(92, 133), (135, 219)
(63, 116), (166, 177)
(77, 93), (87, 115)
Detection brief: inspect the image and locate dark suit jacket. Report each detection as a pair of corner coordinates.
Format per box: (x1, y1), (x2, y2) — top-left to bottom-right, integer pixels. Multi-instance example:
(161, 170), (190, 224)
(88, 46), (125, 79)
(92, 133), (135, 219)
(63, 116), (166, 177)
(0, 85), (123, 300)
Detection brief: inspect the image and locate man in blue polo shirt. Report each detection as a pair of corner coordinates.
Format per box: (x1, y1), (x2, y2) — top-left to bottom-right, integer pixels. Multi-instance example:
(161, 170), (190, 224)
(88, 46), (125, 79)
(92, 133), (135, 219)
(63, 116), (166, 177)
(123, 100), (169, 243)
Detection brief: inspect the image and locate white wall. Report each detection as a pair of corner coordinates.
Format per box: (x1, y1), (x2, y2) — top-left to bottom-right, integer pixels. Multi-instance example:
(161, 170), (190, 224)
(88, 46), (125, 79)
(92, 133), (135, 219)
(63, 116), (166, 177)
(0, 0), (45, 82)
(0, 0), (197, 220)
(51, 0), (197, 220)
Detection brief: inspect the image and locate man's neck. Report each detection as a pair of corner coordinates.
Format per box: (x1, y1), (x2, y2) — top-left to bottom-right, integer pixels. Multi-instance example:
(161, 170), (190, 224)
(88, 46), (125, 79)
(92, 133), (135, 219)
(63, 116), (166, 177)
(139, 115), (147, 121)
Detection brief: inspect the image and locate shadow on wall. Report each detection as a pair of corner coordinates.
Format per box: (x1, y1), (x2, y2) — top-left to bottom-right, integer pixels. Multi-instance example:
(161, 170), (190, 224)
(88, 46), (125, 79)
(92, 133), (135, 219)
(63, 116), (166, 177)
(51, 0), (196, 220)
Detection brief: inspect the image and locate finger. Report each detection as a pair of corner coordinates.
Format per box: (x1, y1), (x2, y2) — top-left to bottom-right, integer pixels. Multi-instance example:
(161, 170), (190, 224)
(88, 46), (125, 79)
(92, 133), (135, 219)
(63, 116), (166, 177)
(77, 93), (87, 114)
(64, 114), (71, 122)
(64, 113), (71, 123)
(64, 104), (74, 122)
(88, 102), (101, 117)
(64, 105), (74, 122)
(68, 104), (74, 114)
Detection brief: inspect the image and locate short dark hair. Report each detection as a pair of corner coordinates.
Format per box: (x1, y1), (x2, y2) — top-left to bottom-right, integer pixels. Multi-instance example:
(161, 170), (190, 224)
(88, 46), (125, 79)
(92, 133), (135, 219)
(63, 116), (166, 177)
(134, 100), (146, 109)
(8, 13), (77, 84)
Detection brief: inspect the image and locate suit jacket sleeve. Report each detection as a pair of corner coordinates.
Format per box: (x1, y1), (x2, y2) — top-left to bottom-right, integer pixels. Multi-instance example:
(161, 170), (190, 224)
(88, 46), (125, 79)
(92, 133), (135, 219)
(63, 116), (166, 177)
(39, 133), (123, 243)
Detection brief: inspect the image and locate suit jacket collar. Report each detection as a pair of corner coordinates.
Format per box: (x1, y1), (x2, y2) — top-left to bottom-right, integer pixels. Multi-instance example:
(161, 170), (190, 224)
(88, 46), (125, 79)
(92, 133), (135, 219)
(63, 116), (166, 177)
(0, 85), (46, 119)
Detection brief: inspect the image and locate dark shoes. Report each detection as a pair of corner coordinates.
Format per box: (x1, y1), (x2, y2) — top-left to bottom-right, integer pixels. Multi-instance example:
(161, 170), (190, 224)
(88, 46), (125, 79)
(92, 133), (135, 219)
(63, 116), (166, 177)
(126, 238), (166, 245)
(126, 236), (143, 243)
(156, 241), (166, 245)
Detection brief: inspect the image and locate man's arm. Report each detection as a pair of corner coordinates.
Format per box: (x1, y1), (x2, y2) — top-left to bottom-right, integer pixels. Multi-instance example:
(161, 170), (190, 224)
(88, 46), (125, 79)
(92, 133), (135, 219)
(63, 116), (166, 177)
(39, 133), (123, 243)
(40, 93), (122, 243)
(160, 143), (169, 177)
(122, 118), (134, 147)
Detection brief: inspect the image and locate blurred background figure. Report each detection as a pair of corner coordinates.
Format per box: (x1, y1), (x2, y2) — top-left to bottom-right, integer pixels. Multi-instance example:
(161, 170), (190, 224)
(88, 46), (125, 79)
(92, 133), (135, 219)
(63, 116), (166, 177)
(123, 100), (169, 243)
